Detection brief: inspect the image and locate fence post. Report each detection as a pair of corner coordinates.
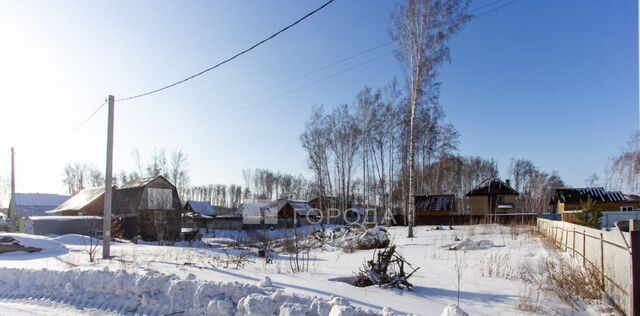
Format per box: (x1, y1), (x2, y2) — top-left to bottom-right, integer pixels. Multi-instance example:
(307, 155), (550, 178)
(600, 232), (605, 290)
(582, 229), (586, 266)
(630, 219), (640, 316)
(572, 227), (576, 258)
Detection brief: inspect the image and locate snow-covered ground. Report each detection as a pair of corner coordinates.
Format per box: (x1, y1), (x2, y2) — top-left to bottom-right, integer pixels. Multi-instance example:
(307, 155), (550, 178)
(0, 225), (617, 315)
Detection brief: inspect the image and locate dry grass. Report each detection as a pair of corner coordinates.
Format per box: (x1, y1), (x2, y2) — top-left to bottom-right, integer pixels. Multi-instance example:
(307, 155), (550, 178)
(520, 256), (603, 311)
(479, 252), (516, 279)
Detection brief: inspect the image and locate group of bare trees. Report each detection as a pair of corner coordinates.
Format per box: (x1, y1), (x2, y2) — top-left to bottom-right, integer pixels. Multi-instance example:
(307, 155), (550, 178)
(392, 0), (471, 236)
(62, 148), (190, 197)
(62, 163), (103, 195)
(300, 0), (478, 231)
(241, 168), (310, 201)
(300, 87), (498, 215)
(180, 168), (311, 209)
(508, 159), (565, 213)
(182, 184), (244, 209)
(126, 148), (190, 195)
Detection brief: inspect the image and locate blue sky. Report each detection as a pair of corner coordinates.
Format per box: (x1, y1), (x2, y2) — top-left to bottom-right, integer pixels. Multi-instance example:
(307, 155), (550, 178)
(0, 0), (637, 196)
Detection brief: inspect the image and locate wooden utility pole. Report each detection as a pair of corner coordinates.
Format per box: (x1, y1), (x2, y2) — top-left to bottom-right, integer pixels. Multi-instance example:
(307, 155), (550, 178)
(102, 95), (114, 259)
(630, 219), (640, 316)
(8, 147), (16, 232)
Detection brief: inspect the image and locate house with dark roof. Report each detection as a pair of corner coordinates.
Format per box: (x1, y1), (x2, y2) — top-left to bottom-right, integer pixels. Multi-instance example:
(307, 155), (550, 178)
(551, 187), (640, 213)
(465, 179), (519, 215)
(113, 175), (182, 241)
(271, 199), (320, 227)
(10, 193), (70, 217)
(184, 200), (215, 216)
(415, 194), (456, 215)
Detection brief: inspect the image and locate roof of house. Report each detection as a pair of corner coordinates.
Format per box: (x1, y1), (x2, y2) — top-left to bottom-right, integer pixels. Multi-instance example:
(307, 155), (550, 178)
(415, 194), (455, 212)
(119, 175), (175, 190)
(241, 201), (275, 217)
(185, 201), (215, 216)
(555, 187), (626, 204)
(11, 193), (71, 217)
(49, 187), (106, 214)
(465, 179), (519, 196)
(13, 193), (70, 207)
(272, 199), (319, 217)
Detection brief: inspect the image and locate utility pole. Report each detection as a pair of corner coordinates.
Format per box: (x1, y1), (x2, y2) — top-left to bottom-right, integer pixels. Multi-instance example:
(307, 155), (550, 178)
(102, 95), (114, 259)
(8, 147), (16, 233)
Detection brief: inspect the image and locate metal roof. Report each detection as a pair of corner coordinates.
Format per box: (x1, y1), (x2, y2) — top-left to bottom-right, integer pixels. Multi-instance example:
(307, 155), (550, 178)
(465, 179), (519, 196)
(556, 187), (627, 204)
(415, 194), (455, 212)
(13, 193), (69, 207)
(50, 187), (106, 213)
(185, 201), (215, 216)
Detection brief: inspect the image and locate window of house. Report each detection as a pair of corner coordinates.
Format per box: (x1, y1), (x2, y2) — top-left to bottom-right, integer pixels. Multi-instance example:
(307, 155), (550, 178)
(620, 206), (634, 212)
(147, 188), (173, 210)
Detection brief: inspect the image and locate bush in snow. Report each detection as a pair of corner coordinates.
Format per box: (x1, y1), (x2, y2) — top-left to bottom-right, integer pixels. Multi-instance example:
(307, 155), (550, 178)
(352, 244), (419, 290)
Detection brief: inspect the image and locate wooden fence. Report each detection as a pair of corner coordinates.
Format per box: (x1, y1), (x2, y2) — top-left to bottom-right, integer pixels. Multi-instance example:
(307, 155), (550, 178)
(537, 218), (637, 315)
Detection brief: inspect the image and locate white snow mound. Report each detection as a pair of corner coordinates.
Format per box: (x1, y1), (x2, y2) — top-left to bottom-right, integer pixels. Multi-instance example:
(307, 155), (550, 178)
(449, 239), (496, 251)
(0, 268), (381, 316)
(0, 233), (67, 257)
(52, 234), (103, 246)
(440, 304), (469, 316)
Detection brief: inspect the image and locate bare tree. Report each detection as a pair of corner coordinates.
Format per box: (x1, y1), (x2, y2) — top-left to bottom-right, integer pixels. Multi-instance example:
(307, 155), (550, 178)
(146, 148), (167, 177)
(168, 150), (189, 196)
(606, 132), (640, 192)
(585, 173), (599, 187)
(62, 163), (88, 195)
(391, 0), (471, 237)
(132, 148), (144, 178)
(327, 105), (361, 211)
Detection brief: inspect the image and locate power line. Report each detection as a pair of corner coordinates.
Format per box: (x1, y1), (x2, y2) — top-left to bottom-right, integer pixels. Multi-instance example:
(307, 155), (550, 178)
(116, 0), (336, 102)
(145, 0), (524, 134)
(152, 50), (395, 136)
(44, 0), (519, 149)
(469, 0), (508, 13)
(474, 0), (521, 18)
(42, 100), (107, 152)
(145, 41), (394, 133)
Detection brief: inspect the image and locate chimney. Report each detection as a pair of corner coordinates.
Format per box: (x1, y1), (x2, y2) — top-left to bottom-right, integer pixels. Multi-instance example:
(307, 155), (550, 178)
(505, 179), (511, 187)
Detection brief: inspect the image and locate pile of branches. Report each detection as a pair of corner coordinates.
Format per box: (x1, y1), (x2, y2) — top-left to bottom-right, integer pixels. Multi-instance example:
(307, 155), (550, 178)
(353, 244), (419, 290)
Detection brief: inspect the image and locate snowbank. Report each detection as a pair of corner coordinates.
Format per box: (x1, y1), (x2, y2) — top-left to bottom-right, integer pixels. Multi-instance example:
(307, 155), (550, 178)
(448, 239), (498, 251)
(356, 227), (390, 249)
(52, 234), (103, 246)
(0, 233), (67, 258)
(440, 304), (468, 316)
(0, 268), (382, 316)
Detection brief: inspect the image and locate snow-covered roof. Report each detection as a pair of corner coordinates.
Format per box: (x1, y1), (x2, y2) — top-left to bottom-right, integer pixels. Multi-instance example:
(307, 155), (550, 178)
(119, 176), (176, 189)
(27, 216), (102, 221)
(186, 201), (215, 216)
(13, 193), (70, 207)
(49, 187), (106, 213)
(241, 201), (275, 216)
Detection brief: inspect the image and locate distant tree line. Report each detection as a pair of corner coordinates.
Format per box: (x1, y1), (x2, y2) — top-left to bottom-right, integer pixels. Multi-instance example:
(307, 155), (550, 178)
(61, 149), (311, 210)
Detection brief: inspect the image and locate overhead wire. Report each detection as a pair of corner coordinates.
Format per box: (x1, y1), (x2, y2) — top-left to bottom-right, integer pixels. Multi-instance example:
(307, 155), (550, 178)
(115, 0), (336, 102)
(147, 0), (524, 132)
